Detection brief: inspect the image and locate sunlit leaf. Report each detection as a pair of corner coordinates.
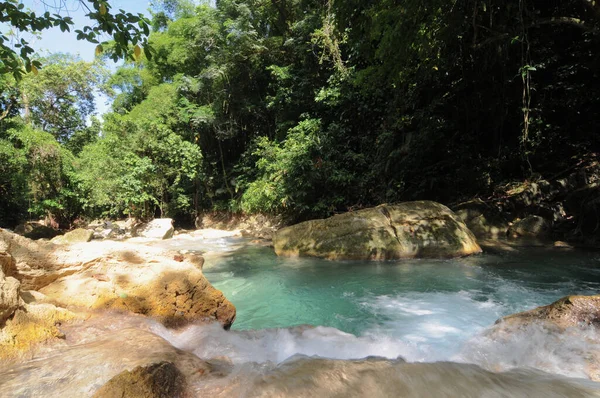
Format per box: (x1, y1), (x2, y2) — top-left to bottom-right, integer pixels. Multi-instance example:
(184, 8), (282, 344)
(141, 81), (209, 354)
(134, 44), (142, 61)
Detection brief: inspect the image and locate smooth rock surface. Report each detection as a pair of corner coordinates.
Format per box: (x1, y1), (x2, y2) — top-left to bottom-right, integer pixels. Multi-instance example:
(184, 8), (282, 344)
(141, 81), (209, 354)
(273, 201), (481, 260)
(133, 219), (175, 240)
(51, 228), (94, 244)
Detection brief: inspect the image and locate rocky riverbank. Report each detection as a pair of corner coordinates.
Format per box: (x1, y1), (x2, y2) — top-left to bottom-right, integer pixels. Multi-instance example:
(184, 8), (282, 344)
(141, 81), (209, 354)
(0, 228), (236, 360)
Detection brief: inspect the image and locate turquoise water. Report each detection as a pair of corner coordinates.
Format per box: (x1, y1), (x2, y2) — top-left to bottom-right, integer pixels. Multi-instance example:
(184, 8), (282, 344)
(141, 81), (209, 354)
(205, 243), (600, 361)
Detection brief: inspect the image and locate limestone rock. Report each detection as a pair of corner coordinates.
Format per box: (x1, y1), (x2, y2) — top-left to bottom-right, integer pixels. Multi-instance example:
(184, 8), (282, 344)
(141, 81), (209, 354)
(133, 219), (174, 240)
(51, 228), (94, 244)
(93, 361), (185, 398)
(497, 295), (600, 330)
(0, 272), (21, 324)
(0, 327), (214, 397)
(273, 201), (481, 260)
(492, 295), (600, 381)
(39, 255), (236, 329)
(508, 215), (551, 239)
(0, 239), (16, 276)
(0, 301), (81, 359)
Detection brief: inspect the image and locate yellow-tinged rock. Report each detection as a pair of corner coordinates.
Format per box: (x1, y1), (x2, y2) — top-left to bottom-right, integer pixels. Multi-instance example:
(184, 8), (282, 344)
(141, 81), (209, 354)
(273, 201), (481, 260)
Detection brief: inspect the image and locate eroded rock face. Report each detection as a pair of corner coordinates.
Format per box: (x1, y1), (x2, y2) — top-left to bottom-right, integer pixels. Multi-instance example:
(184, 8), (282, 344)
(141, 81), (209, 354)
(133, 219), (174, 240)
(93, 361), (185, 398)
(0, 272), (21, 325)
(273, 201), (481, 260)
(38, 252), (235, 328)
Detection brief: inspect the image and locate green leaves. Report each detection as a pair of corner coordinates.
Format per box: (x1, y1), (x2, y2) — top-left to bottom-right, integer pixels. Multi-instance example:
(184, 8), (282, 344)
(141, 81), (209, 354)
(1, 1), (152, 79)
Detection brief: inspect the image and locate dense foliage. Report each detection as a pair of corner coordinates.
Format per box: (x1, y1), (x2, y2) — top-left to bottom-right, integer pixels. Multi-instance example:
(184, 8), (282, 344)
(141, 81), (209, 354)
(0, 0), (598, 228)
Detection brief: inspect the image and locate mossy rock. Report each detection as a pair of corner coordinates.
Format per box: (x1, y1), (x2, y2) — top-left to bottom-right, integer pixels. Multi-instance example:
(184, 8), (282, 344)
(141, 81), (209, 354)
(93, 361), (185, 398)
(273, 201), (481, 260)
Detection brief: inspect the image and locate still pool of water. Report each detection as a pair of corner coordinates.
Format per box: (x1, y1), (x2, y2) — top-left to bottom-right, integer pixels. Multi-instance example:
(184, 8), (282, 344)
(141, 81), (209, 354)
(205, 243), (600, 363)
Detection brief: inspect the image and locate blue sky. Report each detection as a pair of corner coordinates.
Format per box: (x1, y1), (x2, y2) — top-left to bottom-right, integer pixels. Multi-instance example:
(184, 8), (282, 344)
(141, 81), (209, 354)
(26, 0), (151, 61)
(21, 0), (153, 115)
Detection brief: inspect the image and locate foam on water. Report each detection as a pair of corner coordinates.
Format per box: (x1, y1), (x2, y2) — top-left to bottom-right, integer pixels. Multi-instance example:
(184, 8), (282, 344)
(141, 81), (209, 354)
(201, 244), (600, 380)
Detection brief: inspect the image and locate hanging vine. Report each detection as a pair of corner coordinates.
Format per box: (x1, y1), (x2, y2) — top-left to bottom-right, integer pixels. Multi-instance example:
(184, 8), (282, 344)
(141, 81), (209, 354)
(519, 0), (534, 174)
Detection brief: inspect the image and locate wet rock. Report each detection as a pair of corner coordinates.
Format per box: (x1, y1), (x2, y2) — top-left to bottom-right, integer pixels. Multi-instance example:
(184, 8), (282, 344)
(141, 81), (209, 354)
(93, 361), (186, 398)
(273, 201), (481, 260)
(133, 219), (174, 240)
(0, 326), (214, 397)
(0, 301), (81, 358)
(508, 215), (551, 239)
(51, 228), (94, 244)
(491, 295), (600, 381)
(497, 295), (600, 330)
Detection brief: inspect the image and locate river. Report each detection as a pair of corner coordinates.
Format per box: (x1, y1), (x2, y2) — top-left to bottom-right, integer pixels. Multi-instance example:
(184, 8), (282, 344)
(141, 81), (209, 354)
(1, 236), (600, 397)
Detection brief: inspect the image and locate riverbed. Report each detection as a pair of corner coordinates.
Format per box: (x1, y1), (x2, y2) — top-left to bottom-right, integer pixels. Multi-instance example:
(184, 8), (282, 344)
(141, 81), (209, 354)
(1, 236), (600, 397)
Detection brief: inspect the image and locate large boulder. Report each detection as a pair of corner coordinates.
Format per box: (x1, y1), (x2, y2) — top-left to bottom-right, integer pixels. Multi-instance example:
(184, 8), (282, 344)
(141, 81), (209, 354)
(273, 201), (481, 260)
(38, 247), (236, 328)
(133, 219), (174, 240)
(93, 361), (186, 398)
(51, 228), (94, 244)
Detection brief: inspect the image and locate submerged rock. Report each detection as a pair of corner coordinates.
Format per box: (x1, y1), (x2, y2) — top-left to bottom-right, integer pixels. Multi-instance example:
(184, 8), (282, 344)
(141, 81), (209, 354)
(0, 301), (81, 358)
(51, 228), (94, 244)
(132, 219), (175, 240)
(93, 361), (185, 398)
(273, 201), (481, 260)
(0, 326), (215, 397)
